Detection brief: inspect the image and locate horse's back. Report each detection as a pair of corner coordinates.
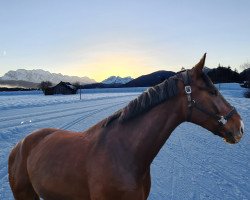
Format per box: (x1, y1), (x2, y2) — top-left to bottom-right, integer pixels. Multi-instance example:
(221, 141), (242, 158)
(8, 128), (59, 199)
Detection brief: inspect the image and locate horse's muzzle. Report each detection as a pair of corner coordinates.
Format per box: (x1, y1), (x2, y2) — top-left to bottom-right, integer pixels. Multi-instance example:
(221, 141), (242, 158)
(223, 120), (244, 144)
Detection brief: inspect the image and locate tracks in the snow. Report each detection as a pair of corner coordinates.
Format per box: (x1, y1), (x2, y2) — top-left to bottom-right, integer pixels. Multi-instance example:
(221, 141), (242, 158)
(165, 131), (250, 199)
(0, 96), (134, 131)
(60, 100), (128, 130)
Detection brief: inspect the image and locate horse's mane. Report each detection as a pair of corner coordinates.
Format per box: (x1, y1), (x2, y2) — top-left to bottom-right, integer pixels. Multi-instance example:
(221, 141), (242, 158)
(103, 75), (179, 127)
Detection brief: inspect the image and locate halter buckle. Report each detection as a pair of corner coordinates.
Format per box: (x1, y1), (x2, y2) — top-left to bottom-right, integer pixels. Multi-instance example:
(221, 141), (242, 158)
(185, 86), (192, 94)
(218, 116), (227, 125)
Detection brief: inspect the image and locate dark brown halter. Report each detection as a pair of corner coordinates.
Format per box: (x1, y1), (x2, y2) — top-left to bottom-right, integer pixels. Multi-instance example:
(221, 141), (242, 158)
(177, 70), (237, 126)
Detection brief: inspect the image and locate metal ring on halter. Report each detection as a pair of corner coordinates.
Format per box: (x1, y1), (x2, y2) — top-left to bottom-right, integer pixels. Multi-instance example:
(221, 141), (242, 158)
(185, 86), (191, 94)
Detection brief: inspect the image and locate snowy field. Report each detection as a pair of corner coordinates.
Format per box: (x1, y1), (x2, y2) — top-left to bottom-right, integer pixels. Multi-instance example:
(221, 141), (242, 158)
(0, 84), (249, 200)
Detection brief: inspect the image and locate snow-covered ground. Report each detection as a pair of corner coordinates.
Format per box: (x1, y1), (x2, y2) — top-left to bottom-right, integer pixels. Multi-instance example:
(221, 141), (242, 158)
(0, 84), (249, 200)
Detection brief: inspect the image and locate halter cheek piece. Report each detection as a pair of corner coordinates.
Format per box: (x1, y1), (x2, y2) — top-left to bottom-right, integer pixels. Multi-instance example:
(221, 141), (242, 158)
(177, 70), (237, 126)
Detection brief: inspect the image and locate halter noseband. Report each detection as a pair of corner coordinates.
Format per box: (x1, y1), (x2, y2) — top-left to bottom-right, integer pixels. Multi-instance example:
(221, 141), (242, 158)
(178, 70), (237, 126)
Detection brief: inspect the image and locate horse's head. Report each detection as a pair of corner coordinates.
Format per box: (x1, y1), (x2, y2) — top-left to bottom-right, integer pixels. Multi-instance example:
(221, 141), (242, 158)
(179, 54), (244, 144)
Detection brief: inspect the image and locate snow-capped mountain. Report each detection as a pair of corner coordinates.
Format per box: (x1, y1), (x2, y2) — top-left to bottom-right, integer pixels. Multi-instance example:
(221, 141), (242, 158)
(102, 76), (133, 84)
(1, 69), (96, 84)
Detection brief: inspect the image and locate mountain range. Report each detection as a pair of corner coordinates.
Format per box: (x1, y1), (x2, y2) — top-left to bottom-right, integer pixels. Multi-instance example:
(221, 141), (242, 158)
(0, 69), (178, 89)
(0, 69), (136, 88)
(101, 76), (133, 84)
(83, 70), (176, 89)
(1, 66), (247, 91)
(0, 69), (96, 85)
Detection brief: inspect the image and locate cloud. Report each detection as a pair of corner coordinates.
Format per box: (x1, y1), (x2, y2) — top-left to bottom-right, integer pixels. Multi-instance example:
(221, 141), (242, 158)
(3, 51), (6, 56)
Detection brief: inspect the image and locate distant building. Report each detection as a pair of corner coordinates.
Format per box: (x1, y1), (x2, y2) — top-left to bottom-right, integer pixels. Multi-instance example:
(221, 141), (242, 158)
(44, 82), (77, 95)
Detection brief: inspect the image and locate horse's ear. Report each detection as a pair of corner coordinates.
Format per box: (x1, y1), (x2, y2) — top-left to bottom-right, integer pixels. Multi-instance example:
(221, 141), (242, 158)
(192, 53), (206, 76)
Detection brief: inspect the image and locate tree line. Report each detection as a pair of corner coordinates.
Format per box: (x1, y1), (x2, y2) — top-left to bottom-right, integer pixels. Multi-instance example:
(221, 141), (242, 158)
(206, 63), (250, 85)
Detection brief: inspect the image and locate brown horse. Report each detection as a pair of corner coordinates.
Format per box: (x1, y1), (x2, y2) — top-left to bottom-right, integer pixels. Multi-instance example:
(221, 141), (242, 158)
(8, 54), (244, 200)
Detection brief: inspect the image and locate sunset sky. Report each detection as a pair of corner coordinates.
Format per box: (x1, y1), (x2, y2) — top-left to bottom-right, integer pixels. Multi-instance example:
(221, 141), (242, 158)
(0, 0), (249, 81)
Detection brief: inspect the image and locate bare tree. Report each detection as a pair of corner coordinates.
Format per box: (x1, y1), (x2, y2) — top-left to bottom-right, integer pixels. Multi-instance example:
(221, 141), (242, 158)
(72, 82), (81, 89)
(39, 81), (52, 92)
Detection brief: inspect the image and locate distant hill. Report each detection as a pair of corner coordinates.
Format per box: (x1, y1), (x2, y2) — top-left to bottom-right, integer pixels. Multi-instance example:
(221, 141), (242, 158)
(1, 69), (96, 84)
(240, 68), (250, 82)
(83, 70), (176, 89)
(102, 76), (133, 84)
(124, 70), (176, 87)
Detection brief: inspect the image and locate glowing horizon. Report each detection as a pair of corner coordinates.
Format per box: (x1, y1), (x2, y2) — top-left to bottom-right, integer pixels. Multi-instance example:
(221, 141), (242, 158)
(61, 51), (166, 82)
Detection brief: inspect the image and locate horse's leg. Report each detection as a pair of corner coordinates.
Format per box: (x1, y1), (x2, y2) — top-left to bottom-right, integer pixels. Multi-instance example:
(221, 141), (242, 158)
(8, 142), (39, 200)
(142, 168), (151, 199)
(8, 128), (58, 200)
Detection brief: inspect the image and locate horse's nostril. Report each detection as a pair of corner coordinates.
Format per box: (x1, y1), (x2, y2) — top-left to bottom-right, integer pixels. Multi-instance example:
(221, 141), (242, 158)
(241, 127), (244, 134)
(240, 120), (244, 135)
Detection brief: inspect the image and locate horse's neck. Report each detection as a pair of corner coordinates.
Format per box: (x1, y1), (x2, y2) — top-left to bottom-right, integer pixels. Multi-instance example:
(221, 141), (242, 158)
(124, 97), (184, 174)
